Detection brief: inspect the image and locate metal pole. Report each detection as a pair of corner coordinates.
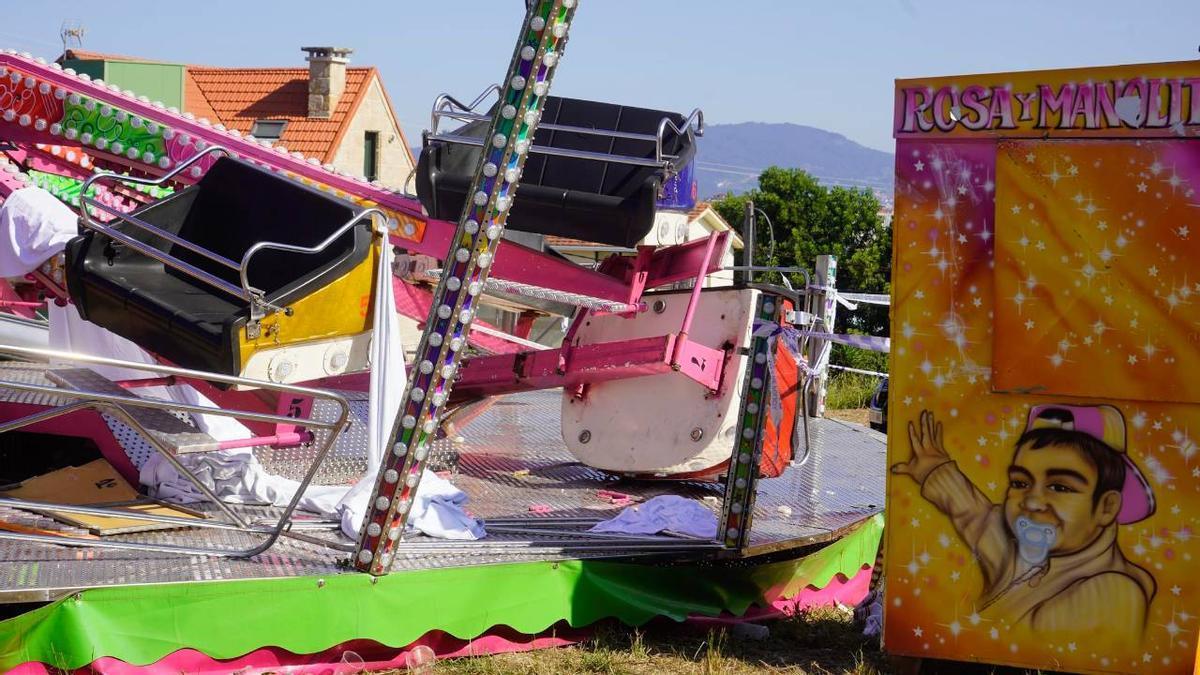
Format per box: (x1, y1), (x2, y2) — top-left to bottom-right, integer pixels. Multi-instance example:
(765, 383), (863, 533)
(354, 0), (580, 576)
(742, 200), (755, 285)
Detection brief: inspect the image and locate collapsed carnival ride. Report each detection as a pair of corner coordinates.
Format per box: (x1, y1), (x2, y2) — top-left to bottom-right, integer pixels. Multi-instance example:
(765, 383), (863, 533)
(0, 2), (887, 672)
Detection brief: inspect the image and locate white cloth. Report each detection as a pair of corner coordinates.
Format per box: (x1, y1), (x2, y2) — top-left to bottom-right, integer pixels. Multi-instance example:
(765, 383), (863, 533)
(332, 234), (484, 540)
(0, 187), (79, 279)
(589, 494), (718, 539)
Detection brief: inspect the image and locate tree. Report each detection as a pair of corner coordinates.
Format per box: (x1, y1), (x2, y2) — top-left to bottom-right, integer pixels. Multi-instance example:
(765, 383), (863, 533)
(713, 167), (891, 370)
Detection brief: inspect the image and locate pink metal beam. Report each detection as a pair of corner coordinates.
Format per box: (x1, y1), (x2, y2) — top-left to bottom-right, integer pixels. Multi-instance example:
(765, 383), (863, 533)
(0, 54), (653, 307)
(455, 333), (726, 399)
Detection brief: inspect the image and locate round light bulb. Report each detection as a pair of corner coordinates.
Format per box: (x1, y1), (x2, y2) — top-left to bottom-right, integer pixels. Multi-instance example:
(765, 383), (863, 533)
(447, 277), (461, 291)
(530, 16), (546, 31)
(419, 360), (434, 374)
(367, 523), (382, 537)
(491, 134), (507, 149)
(402, 415), (416, 428)
(357, 550), (373, 563)
(384, 470), (399, 484)
(473, 190), (489, 206)
(501, 104), (517, 119)
(482, 163), (497, 178)
(455, 247), (470, 263)
(510, 75), (526, 90)
(375, 496), (390, 511)
(428, 333), (443, 347)
(520, 46), (536, 61)
(464, 219), (480, 234)
(438, 304), (452, 319)
(487, 224), (502, 240)
(477, 253), (493, 269)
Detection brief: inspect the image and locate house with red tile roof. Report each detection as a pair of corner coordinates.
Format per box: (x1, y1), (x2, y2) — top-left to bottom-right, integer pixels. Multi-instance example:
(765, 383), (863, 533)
(59, 48), (415, 190)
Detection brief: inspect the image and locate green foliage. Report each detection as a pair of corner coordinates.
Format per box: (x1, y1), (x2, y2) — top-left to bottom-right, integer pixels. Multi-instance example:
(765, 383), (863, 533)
(825, 373), (880, 410)
(713, 167), (892, 369)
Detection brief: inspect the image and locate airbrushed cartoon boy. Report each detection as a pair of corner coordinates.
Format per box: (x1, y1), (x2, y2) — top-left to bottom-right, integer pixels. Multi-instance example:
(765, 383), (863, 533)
(892, 404), (1157, 648)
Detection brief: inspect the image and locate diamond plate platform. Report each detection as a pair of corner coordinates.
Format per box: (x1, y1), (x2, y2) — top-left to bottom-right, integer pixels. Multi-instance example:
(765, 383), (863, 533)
(0, 389), (885, 602)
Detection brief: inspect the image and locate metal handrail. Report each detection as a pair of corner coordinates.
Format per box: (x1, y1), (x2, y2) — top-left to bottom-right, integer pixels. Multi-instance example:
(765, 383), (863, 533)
(425, 133), (665, 168)
(428, 84), (703, 170)
(238, 208), (385, 300)
(78, 145), (251, 302)
(437, 109), (662, 143)
(78, 147), (383, 320)
(0, 344), (352, 558)
(656, 108), (704, 164)
(429, 84), (502, 137)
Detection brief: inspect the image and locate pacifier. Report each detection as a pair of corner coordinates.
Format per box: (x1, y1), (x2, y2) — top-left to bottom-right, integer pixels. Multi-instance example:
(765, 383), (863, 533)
(1015, 515), (1057, 565)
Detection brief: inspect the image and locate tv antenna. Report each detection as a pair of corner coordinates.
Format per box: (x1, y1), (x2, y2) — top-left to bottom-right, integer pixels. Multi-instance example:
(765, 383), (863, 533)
(60, 21), (86, 53)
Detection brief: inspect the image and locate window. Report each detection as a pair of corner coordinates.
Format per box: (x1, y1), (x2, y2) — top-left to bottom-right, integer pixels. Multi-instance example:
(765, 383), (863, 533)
(363, 131), (379, 182)
(250, 120), (287, 141)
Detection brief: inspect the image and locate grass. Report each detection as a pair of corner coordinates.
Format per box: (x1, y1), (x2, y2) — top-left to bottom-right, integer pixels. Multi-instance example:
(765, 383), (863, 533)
(824, 373), (880, 411)
(391, 605), (890, 674)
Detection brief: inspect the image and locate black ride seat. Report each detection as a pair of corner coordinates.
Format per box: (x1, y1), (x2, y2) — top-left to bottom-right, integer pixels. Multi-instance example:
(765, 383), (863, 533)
(417, 96), (697, 248)
(65, 157), (370, 377)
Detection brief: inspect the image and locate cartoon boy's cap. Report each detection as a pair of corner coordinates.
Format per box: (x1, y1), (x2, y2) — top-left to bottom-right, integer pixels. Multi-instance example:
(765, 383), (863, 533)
(1026, 404), (1155, 524)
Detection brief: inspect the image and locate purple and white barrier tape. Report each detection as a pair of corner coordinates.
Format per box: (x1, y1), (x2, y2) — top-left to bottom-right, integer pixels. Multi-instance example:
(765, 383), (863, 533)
(753, 320), (890, 354)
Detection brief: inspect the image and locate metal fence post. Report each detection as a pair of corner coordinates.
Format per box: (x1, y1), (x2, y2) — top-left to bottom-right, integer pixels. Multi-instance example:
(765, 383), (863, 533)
(807, 254), (837, 416)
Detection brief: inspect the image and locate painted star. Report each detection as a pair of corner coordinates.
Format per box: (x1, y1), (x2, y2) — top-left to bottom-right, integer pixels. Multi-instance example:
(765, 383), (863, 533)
(1137, 182), (1148, 193)
(1179, 226), (1190, 238)
(914, 160), (925, 172)
(1172, 585), (1183, 596)
(1128, 354), (1139, 365)
(1025, 152), (1036, 163)
(1025, 319), (1035, 330)
(914, 626), (924, 637)
(1011, 204), (1022, 215)
(1149, 265), (1159, 277)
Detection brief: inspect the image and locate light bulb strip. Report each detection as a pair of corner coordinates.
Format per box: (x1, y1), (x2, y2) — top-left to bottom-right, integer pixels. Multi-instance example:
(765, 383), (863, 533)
(352, 0), (576, 575)
(717, 292), (779, 550)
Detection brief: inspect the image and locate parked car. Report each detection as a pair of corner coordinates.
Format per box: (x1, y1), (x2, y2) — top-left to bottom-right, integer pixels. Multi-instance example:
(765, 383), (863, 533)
(867, 377), (888, 433)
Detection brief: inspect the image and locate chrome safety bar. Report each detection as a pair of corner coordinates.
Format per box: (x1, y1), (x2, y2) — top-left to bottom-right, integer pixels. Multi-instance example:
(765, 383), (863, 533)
(0, 344), (351, 558)
(79, 147), (383, 321)
(428, 84), (703, 170)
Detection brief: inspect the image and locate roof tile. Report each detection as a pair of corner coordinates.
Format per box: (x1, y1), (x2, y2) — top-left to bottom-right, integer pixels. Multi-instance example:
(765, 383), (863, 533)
(184, 67), (373, 161)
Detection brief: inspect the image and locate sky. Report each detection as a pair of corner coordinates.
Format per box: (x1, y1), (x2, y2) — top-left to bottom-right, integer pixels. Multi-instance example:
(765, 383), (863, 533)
(2, 1), (1199, 153)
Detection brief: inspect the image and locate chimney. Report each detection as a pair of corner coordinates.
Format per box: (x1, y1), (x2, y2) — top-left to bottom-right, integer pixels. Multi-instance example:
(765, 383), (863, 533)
(302, 47), (352, 119)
